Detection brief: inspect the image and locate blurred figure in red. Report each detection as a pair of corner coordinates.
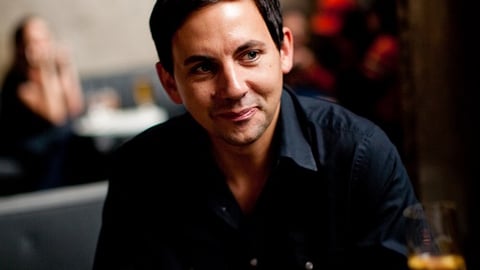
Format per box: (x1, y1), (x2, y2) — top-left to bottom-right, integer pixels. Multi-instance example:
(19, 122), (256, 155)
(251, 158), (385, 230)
(340, 0), (404, 155)
(310, 0), (405, 155)
(360, 0), (404, 154)
(311, 0), (357, 37)
(309, 0), (369, 98)
(282, 8), (336, 100)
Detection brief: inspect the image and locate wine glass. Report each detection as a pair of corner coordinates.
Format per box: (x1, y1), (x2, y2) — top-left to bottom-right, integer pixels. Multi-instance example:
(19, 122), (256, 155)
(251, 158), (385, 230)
(403, 201), (467, 270)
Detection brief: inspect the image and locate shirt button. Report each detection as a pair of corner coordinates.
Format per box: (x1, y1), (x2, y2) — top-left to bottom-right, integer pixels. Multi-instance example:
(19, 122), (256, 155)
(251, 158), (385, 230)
(249, 257), (258, 267)
(305, 261), (314, 270)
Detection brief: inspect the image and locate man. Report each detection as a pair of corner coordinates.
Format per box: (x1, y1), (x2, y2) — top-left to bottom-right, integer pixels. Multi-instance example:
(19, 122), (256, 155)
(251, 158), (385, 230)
(93, 0), (419, 269)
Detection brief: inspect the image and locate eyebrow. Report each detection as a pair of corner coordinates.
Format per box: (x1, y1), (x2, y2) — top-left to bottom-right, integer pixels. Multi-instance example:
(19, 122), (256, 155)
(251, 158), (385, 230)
(182, 40), (267, 66)
(183, 55), (214, 67)
(235, 40), (266, 55)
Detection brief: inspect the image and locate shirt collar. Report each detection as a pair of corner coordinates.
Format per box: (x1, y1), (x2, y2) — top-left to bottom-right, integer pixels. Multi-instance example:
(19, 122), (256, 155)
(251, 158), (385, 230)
(277, 88), (318, 171)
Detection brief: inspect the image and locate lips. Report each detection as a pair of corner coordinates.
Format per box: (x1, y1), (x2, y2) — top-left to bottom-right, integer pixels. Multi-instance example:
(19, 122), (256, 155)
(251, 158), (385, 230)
(216, 107), (257, 122)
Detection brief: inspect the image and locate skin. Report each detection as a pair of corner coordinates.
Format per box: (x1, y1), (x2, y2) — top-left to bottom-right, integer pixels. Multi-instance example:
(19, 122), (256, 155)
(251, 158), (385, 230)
(156, 0), (294, 213)
(19, 17), (84, 125)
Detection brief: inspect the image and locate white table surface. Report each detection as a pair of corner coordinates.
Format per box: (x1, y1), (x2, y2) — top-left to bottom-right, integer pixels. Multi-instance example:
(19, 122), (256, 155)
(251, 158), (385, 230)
(73, 104), (168, 138)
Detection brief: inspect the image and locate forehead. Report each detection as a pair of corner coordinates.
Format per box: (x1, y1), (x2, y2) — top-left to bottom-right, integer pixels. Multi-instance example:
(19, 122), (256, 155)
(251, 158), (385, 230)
(182, 0), (263, 30)
(172, 0), (270, 54)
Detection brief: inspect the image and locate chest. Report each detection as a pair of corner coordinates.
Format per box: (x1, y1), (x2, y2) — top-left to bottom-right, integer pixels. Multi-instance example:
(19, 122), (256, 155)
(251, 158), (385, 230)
(174, 170), (333, 270)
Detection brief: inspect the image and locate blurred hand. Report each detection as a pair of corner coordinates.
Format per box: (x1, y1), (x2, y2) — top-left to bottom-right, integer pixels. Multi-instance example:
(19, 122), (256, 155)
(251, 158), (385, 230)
(54, 43), (73, 68)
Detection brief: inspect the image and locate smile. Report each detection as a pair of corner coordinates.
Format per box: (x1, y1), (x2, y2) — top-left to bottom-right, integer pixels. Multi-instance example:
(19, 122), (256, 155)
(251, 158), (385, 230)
(217, 107), (257, 122)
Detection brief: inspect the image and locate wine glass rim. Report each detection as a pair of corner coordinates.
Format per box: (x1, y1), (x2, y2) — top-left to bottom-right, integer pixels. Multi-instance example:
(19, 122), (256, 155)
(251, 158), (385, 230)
(403, 200), (457, 219)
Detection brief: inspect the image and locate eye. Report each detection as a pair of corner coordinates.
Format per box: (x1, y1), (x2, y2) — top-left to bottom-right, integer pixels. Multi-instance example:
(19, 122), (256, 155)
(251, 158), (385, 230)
(242, 50), (260, 62)
(191, 62), (216, 74)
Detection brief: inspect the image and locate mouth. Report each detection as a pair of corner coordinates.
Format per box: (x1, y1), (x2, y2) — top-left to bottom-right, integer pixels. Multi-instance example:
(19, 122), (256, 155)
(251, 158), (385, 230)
(216, 107), (258, 122)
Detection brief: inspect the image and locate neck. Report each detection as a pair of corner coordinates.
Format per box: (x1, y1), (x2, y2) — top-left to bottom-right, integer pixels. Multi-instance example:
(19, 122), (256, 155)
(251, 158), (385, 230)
(211, 120), (277, 214)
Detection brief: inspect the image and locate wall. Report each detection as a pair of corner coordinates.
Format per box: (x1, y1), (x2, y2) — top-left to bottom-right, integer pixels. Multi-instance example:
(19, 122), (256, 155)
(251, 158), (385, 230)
(0, 0), (157, 78)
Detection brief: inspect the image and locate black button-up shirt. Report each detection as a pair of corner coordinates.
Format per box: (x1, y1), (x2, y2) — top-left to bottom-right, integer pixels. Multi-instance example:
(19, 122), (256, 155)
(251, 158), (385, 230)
(94, 88), (418, 270)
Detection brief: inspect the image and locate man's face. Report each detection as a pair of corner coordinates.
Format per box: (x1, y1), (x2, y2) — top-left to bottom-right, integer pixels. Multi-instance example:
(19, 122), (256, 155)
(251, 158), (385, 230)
(158, 0), (293, 147)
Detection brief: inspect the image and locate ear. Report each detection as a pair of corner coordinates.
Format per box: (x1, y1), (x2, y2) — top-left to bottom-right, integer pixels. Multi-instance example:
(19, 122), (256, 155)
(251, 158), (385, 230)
(280, 27), (294, 74)
(155, 62), (183, 104)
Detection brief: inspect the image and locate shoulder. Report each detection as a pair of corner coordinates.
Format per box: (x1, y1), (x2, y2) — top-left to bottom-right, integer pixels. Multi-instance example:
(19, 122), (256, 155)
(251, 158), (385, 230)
(109, 113), (211, 184)
(296, 93), (380, 140)
(106, 113), (210, 202)
(281, 88), (391, 157)
(294, 92), (399, 170)
(115, 113), (204, 159)
(294, 92), (414, 213)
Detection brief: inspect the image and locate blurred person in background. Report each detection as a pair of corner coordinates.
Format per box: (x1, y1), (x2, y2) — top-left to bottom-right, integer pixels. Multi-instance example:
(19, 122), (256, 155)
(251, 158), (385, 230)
(282, 8), (336, 100)
(310, 0), (404, 155)
(0, 15), (85, 193)
(336, 0), (404, 156)
(359, 0), (403, 154)
(310, 0), (364, 87)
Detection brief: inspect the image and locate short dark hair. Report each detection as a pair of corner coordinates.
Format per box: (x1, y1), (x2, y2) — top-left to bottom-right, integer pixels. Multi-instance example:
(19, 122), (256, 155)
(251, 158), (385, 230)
(149, 0), (284, 75)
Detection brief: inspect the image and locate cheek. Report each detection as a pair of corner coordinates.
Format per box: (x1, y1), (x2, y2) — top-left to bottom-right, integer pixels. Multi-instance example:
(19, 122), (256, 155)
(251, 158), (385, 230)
(177, 83), (213, 111)
(253, 62), (284, 89)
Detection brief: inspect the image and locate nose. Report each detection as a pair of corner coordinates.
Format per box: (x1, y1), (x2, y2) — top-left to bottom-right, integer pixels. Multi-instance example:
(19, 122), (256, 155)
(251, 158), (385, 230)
(216, 63), (247, 100)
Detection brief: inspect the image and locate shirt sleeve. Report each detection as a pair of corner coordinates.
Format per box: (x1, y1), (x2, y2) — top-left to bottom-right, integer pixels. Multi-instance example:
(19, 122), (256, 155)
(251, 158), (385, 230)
(347, 125), (419, 269)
